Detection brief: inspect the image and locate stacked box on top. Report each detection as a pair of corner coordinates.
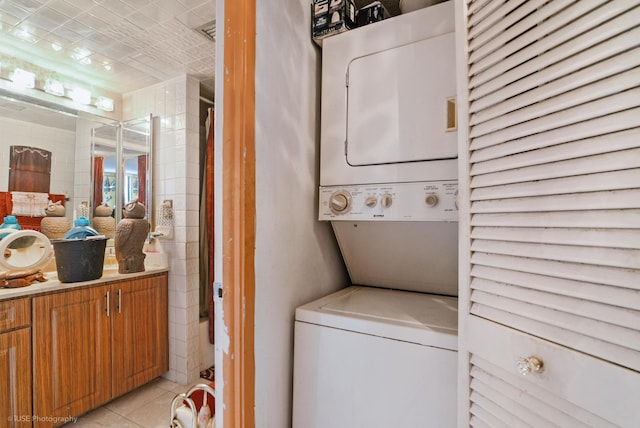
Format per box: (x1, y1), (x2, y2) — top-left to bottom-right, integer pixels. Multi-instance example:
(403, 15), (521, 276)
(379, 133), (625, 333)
(312, 0), (356, 46)
(356, 1), (391, 27)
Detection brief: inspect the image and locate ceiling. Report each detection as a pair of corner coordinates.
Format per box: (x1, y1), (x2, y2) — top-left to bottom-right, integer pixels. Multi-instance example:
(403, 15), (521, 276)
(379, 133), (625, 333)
(0, 0), (216, 97)
(0, 0), (415, 105)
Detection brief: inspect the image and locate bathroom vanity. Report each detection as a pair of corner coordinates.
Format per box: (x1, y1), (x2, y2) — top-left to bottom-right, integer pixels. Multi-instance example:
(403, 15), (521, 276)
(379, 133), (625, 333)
(0, 269), (168, 428)
(0, 297), (32, 426)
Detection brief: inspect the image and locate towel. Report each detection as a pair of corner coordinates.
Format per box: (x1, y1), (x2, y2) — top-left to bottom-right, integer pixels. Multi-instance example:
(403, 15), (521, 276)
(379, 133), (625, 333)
(10, 192), (50, 217)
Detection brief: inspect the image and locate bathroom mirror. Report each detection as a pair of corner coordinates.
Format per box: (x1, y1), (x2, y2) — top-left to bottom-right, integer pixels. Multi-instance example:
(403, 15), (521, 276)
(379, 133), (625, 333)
(122, 115), (153, 223)
(91, 114), (152, 225)
(0, 89), (116, 228)
(0, 230), (53, 271)
(91, 121), (119, 217)
(0, 87), (152, 231)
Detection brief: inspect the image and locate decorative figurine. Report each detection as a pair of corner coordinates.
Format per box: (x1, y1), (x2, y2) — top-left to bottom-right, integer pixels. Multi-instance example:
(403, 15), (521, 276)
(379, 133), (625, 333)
(40, 201), (71, 239)
(114, 199), (149, 274)
(77, 201), (90, 219)
(93, 202), (115, 239)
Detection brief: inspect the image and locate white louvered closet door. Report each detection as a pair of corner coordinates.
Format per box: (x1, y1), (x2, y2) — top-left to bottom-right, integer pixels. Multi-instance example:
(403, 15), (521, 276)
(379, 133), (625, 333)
(456, 0), (640, 427)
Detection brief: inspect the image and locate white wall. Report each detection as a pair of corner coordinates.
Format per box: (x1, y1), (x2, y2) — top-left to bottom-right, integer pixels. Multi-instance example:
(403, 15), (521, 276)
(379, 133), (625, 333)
(123, 74), (202, 385)
(253, 1), (349, 426)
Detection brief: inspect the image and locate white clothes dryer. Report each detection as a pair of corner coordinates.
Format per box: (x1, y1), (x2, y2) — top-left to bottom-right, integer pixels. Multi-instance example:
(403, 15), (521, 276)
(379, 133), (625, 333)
(292, 286), (458, 428)
(320, 1), (457, 187)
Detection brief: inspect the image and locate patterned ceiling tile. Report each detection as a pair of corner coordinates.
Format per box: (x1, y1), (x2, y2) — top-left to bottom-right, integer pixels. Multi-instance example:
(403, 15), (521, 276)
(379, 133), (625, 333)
(2, 0), (405, 99)
(0, 0), (217, 95)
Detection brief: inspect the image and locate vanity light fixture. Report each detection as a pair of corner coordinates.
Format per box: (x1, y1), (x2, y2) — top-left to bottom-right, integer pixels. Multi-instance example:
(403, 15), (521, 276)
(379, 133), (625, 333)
(96, 96), (114, 112)
(10, 68), (35, 89)
(51, 42), (63, 52)
(0, 56), (116, 113)
(69, 87), (91, 105)
(44, 78), (65, 96)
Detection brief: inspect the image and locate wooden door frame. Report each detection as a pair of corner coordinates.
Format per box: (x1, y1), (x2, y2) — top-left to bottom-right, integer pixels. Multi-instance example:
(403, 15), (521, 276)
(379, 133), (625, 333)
(221, 0), (256, 427)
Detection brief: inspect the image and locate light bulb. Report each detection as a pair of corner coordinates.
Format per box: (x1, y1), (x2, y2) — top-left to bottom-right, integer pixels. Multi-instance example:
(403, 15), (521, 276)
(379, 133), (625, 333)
(44, 79), (65, 96)
(96, 96), (114, 112)
(70, 87), (91, 105)
(10, 68), (35, 89)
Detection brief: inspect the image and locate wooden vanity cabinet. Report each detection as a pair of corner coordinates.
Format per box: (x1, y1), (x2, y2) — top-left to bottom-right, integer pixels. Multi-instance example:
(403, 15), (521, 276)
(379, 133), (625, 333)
(0, 298), (32, 428)
(32, 272), (168, 427)
(32, 285), (112, 425)
(111, 274), (169, 397)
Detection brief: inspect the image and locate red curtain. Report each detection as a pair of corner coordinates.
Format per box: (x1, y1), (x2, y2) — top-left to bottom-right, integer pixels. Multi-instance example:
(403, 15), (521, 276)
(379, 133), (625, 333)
(93, 156), (104, 211)
(137, 155), (147, 207)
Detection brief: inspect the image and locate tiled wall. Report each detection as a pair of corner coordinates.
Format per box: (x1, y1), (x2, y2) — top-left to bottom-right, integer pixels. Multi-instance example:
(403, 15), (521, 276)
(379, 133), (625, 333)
(0, 117), (75, 204)
(72, 117), (95, 216)
(123, 74), (202, 384)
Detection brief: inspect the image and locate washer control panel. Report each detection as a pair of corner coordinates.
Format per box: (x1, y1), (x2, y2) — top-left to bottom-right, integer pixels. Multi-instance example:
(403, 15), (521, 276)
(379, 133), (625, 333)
(319, 181), (458, 221)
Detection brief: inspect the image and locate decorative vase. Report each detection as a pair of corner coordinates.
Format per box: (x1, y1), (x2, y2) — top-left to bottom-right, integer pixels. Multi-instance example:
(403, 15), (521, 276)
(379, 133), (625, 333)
(94, 202), (113, 217)
(0, 215), (21, 238)
(115, 199), (149, 274)
(40, 201), (71, 240)
(93, 217), (115, 239)
(93, 202), (115, 238)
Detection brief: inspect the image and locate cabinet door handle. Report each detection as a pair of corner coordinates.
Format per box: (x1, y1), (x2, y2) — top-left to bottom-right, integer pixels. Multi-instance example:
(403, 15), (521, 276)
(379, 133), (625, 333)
(516, 356), (544, 376)
(105, 291), (110, 317)
(117, 288), (122, 313)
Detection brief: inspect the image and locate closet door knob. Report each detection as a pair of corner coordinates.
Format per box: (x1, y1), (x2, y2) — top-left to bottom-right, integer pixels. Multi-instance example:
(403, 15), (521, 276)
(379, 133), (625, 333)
(516, 356), (544, 376)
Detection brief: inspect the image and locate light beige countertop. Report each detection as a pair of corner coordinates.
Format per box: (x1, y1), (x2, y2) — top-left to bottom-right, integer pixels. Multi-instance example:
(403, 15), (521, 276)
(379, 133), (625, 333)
(0, 266), (169, 301)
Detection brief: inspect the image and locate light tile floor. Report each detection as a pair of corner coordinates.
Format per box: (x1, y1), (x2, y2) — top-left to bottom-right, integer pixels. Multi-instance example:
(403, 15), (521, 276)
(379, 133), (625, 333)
(66, 377), (211, 427)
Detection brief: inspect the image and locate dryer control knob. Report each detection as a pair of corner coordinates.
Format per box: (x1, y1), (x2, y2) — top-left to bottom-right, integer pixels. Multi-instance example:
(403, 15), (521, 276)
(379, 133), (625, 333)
(425, 193), (439, 207)
(381, 194), (393, 208)
(329, 191), (351, 214)
(364, 196), (377, 208)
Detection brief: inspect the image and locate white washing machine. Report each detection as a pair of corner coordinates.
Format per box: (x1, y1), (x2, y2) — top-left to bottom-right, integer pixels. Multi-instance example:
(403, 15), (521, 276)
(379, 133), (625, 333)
(292, 286), (457, 428)
(293, 180), (459, 427)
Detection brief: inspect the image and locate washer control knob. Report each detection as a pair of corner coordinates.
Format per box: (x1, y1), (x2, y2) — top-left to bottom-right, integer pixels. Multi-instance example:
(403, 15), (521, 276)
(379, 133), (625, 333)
(329, 191), (351, 214)
(364, 196), (377, 208)
(425, 193), (439, 207)
(381, 194), (393, 208)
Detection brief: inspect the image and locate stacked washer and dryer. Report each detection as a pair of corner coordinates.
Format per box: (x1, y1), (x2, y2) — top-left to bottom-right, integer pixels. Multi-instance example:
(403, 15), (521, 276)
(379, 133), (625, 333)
(292, 1), (458, 427)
